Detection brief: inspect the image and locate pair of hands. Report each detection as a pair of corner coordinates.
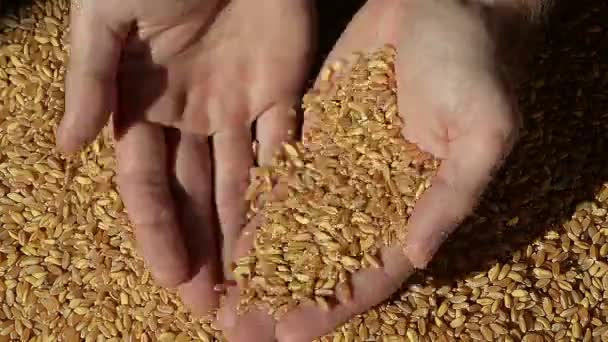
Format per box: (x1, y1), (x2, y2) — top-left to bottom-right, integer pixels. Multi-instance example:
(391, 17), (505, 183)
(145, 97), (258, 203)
(58, 0), (526, 340)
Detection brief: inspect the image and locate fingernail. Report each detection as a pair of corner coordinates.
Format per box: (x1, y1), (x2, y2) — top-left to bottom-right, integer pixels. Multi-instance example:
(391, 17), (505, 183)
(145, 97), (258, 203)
(216, 307), (236, 329)
(213, 284), (227, 293)
(213, 280), (237, 293)
(409, 241), (439, 269)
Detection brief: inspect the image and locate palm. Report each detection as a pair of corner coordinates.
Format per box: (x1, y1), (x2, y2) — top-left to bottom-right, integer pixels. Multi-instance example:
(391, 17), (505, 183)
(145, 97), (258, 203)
(117, 1), (312, 136)
(218, 1), (520, 341)
(59, 0), (314, 315)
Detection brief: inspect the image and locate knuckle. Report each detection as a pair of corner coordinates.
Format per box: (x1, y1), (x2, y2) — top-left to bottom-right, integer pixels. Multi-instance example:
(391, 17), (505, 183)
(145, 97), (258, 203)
(116, 161), (166, 187)
(132, 206), (176, 231)
(115, 172), (177, 229)
(475, 118), (517, 157)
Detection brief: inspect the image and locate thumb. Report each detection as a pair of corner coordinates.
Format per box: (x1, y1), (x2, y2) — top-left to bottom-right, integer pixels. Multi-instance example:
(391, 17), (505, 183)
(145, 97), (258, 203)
(57, 3), (130, 153)
(404, 130), (513, 269)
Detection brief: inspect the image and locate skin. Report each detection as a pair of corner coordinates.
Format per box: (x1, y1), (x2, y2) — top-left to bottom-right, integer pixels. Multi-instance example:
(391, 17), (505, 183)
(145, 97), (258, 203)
(58, 0), (315, 314)
(217, 0), (550, 341)
(58, 0), (552, 336)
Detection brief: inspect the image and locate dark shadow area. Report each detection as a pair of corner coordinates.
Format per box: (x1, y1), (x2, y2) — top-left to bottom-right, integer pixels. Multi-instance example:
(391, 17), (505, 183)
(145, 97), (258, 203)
(313, 0), (607, 289)
(413, 0), (608, 285)
(0, 0), (35, 23)
(311, 0), (365, 77)
(113, 29), (171, 141)
(166, 129), (221, 283)
(288, 0), (364, 139)
(305, 0), (608, 291)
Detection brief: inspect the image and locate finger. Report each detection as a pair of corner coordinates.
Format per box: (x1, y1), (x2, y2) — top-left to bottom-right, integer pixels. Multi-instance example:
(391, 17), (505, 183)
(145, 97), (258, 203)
(255, 103), (298, 165)
(58, 2), (129, 153)
(216, 218), (277, 342)
(232, 184), (290, 262)
(314, 0), (403, 87)
(212, 126), (254, 278)
(115, 122), (189, 287)
(215, 218), (256, 328)
(405, 131), (512, 269)
(304, 0), (401, 135)
(117, 65), (188, 131)
(219, 287), (276, 342)
(275, 245), (414, 342)
(171, 132), (222, 315)
(216, 184), (289, 331)
(219, 217), (415, 342)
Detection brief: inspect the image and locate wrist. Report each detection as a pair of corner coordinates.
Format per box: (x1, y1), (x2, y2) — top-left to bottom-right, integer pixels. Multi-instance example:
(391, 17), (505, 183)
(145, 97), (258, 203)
(482, 1), (554, 23)
(473, 0), (550, 82)
(242, 0), (311, 10)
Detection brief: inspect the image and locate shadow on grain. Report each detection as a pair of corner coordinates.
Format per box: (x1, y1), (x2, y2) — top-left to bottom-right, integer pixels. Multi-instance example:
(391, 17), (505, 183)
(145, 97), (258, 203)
(0, 0), (35, 20)
(417, 0), (608, 286)
(313, 0), (607, 289)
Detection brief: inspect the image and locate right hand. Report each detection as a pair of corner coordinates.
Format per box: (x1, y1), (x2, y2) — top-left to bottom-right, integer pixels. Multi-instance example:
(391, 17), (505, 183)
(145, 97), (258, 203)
(58, 0), (315, 314)
(218, 0), (523, 340)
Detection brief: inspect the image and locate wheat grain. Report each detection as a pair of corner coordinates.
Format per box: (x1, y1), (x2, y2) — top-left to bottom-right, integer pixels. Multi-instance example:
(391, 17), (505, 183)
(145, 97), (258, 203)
(236, 46), (439, 318)
(0, 1), (223, 341)
(1, 1), (608, 342)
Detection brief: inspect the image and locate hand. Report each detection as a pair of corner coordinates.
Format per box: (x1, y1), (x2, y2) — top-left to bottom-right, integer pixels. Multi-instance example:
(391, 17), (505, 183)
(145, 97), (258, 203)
(58, 0), (314, 314)
(218, 0), (522, 340)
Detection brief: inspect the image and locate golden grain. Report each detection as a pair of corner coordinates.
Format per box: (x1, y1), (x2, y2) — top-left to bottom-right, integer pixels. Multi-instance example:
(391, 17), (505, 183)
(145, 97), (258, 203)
(0, 2), (224, 341)
(236, 46), (439, 317)
(2, 1), (608, 342)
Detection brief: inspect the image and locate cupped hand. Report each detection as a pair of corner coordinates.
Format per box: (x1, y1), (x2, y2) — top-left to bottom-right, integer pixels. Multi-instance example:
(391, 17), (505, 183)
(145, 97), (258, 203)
(58, 0), (315, 314)
(218, 0), (522, 340)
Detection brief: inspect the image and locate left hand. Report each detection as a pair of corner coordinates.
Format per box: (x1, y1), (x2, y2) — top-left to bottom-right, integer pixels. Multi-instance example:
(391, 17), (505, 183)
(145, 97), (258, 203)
(58, 0), (315, 315)
(218, 0), (523, 340)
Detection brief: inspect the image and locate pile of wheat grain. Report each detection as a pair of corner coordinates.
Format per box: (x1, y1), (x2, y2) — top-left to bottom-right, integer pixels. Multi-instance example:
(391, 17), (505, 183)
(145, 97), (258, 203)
(0, 1), (220, 341)
(236, 46), (439, 318)
(0, 1), (607, 342)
